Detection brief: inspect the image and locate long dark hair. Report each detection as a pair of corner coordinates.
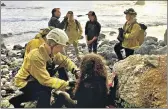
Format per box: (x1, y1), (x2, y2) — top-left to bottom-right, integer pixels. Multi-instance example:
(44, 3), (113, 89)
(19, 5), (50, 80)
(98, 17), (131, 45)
(74, 53), (109, 94)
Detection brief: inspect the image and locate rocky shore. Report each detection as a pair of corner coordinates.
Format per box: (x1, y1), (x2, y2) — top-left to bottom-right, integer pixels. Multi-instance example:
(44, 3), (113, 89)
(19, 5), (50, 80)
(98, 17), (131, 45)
(1, 32), (167, 108)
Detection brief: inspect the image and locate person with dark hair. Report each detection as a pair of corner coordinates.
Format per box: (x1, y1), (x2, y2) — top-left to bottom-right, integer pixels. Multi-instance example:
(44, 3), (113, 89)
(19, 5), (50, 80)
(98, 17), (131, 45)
(114, 8), (142, 60)
(53, 53), (109, 108)
(74, 53), (109, 108)
(85, 11), (101, 53)
(48, 8), (68, 29)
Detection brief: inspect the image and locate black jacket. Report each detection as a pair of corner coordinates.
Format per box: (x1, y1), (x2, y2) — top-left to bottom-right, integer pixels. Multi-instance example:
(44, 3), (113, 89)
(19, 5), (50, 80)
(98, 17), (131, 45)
(48, 16), (67, 29)
(75, 77), (108, 108)
(85, 21), (101, 40)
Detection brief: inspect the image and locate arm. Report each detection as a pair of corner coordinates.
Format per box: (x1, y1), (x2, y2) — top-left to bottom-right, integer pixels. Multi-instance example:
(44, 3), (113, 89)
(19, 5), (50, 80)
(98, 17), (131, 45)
(78, 21), (83, 39)
(124, 24), (141, 39)
(49, 17), (68, 29)
(95, 22), (101, 37)
(30, 58), (69, 90)
(54, 52), (78, 73)
(85, 21), (89, 43)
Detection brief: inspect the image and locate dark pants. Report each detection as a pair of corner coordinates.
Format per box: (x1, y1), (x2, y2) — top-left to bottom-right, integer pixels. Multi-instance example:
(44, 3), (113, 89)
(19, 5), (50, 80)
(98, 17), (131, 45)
(114, 42), (134, 60)
(88, 40), (98, 53)
(9, 81), (52, 108)
(9, 67), (68, 108)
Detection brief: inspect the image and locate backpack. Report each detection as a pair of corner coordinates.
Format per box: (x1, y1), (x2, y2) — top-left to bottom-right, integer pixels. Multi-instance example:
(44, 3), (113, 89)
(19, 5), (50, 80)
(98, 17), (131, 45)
(65, 19), (80, 31)
(123, 22), (147, 46)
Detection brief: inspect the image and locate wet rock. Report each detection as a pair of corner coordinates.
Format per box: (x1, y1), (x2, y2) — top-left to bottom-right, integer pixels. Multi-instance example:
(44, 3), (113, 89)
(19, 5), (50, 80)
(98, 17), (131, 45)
(98, 33), (106, 41)
(145, 36), (158, 42)
(23, 101), (37, 108)
(1, 65), (9, 69)
(11, 57), (17, 62)
(99, 51), (117, 61)
(6, 51), (17, 57)
(109, 31), (117, 36)
(4, 82), (11, 88)
(99, 39), (110, 48)
(135, 0), (145, 5)
(78, 43), (86, 48)
(1, 33), (12, 37)
(1, 48), (7, 54)
(1, 90), (6, 96)
(149, 46), (167, 55)
(1, 100), (10, 108)
(1, 68), (10, 75)
(113, 55), (167, 108)
(135, 45), (156, 55)
(1, 78), (7, 84)
(143, 39), (158, 46)
(1, 3), (6, 6)
(158, 40), (166, 47)
(164, 29), (167, 45)
(109, 40), (118, 46)
(13, 44), (23, 50)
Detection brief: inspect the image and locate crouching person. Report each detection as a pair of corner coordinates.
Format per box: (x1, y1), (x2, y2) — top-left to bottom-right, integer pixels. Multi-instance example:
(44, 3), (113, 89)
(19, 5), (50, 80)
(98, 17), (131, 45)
(9, 28), (78, 108)
(54, 53), (109, 108)
(114, 8), (141, 60)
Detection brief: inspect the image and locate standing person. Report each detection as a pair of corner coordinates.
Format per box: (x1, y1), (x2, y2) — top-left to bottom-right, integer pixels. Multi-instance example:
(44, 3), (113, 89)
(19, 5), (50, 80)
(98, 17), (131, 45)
(85, 11), (101, 53)
(48, 8), (68, 29)
(9, 28), (78, 108)
(114, 8), (141, 60)
(64, 11), (83, 60)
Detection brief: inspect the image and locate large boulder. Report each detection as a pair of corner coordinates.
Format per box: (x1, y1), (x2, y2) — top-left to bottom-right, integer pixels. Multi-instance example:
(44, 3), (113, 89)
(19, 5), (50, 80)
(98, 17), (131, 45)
(158, 40), (166, 47)
(135, 45), (157, 55)
(145, 36), (158, 42)
(149, 46), (167, 55)
(164, 29), (167, 45)
(98, 39), (110, 48)
(1, 42), (6, 49)
(113, 55), (167, 108)
(143, 39), (158, 46)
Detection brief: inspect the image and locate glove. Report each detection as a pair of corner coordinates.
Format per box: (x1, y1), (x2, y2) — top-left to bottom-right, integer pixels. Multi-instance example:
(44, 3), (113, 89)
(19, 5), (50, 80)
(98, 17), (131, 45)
(69, 81), (76, 87)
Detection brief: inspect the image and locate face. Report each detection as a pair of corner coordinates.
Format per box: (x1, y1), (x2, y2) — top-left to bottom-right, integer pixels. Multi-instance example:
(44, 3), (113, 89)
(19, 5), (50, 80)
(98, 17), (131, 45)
(88, 14), (92, 20)
(126, 14), (134, 21)
(55, 9), (61, 17)
(90, 15), (95, 21)
(52, 44), (65, 54)
(69, 14), (74, 20)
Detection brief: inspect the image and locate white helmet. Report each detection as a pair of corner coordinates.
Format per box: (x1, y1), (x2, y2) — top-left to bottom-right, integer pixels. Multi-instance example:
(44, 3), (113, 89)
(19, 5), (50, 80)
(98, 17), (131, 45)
(46, 28), (69, 46)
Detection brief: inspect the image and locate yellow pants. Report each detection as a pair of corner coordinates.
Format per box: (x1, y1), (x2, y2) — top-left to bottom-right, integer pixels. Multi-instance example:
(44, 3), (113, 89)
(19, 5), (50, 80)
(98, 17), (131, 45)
(65, 41), (79, 56)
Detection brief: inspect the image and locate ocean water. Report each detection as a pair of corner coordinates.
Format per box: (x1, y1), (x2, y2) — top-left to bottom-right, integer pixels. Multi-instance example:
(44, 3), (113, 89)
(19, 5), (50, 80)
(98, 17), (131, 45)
(1, 1), (167, 48)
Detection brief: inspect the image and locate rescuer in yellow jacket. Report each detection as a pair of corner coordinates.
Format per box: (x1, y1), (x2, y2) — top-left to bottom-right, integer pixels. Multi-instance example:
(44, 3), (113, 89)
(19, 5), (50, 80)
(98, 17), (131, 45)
(64, 11), (83, 59)
(24, 27), (55, 57)
(9, 28), (78, 108)
(114, 8), (142, 60)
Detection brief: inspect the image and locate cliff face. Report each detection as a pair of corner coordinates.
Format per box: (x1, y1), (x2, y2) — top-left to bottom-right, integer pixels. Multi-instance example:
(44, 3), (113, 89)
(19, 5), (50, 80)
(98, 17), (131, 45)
(113, 55), (167, 108)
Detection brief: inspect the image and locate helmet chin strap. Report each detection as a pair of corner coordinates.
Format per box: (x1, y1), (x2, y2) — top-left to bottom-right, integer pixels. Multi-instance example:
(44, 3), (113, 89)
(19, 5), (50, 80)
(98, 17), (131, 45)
(49, 45), (55, 58)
